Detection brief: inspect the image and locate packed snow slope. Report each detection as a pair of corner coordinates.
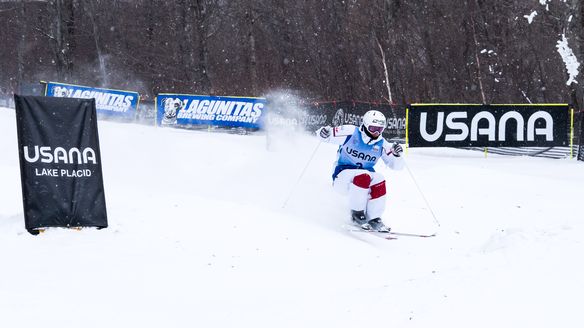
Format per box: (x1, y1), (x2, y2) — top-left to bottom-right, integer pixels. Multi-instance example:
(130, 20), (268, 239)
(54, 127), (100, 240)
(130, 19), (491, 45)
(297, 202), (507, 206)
(1, 107), (583, 328)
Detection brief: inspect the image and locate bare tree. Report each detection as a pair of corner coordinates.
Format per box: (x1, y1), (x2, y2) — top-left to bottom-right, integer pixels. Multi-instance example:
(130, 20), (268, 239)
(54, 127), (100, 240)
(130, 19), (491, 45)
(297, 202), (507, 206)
(17, 0), (27, 89)
(82, 0), (108, 85)
(38, 0), (76, 81)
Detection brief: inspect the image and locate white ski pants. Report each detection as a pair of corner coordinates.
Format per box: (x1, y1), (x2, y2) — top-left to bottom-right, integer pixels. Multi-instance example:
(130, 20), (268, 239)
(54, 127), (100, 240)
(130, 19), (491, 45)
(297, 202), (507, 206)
(333, 169), (387, 220)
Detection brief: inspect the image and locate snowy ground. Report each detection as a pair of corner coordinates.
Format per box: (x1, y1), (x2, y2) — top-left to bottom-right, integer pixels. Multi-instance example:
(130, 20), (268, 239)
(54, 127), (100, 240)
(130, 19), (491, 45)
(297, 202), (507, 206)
(1, 106), (583, 328)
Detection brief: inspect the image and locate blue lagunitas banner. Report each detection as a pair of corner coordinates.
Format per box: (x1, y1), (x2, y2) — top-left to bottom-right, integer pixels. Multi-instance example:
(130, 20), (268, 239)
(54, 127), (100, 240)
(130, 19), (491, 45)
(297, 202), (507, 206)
(44, 81), (139, 120)
(156, 93), (266, 129)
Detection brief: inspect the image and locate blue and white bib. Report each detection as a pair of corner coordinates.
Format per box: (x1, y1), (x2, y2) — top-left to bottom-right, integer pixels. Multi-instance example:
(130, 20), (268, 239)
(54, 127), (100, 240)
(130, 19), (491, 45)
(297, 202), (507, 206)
(332, 128), (383, 180)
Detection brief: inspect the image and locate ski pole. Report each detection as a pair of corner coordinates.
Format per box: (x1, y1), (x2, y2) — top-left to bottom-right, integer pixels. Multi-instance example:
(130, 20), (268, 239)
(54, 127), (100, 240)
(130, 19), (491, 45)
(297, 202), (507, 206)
(281, 140), (322, 209)
(404, 161), (441, 228)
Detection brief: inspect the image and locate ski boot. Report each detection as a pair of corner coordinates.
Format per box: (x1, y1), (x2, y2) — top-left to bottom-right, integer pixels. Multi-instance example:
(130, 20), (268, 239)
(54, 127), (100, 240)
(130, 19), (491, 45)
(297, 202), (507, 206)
(368, 218), (390, 233)
(351, 210), (371, 230)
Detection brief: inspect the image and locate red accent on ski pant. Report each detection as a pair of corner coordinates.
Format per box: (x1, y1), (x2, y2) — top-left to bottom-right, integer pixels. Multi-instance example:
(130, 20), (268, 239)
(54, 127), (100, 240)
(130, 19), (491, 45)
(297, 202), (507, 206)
(370, 180), (386, 199)
(352, 173), (371, 189)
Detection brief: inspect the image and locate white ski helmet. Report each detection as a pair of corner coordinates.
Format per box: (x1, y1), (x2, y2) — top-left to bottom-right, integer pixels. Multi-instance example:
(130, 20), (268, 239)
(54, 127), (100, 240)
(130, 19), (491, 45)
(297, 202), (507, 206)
(360, 110), (386, 142)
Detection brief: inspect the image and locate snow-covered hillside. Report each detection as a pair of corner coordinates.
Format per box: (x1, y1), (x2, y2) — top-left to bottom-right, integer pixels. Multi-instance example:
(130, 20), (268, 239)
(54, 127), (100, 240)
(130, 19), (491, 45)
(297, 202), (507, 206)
(1, 107), (583, 328)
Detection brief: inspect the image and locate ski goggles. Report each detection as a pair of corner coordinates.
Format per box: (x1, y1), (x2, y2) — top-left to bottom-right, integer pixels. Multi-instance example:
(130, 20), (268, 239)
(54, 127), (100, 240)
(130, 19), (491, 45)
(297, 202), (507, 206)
(367, 126), (384, 134)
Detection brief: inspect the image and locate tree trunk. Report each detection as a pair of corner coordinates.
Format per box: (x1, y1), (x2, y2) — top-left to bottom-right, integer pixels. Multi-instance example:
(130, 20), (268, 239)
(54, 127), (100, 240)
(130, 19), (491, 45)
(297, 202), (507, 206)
(194, 0), (212, 93)
(376, 36), (393, 104)
(83, 0), (108, 86)
(246, 7), (258, 95)
(471, 18), (487, 104)
(17, 0), (26, 90)
(50, 0), (76, 81)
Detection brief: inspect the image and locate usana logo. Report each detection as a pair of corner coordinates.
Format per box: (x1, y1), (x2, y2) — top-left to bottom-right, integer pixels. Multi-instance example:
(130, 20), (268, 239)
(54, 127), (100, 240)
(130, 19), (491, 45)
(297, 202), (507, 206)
(344, 146), (377, 162)
(23, 146), (97, 164)
(419, 110), (554, 142)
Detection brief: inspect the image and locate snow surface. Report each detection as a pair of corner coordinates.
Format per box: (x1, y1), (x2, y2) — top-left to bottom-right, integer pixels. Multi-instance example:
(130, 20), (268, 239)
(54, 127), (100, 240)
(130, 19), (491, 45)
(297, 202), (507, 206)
(1, 107), (583, 327)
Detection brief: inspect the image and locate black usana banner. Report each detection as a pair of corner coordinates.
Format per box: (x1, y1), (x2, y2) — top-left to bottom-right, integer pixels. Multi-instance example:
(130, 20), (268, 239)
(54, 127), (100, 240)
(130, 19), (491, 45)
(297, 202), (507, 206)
(308, 101), (406, 139)
(14, 95), (108, 234)
(408, 104), (570, 148)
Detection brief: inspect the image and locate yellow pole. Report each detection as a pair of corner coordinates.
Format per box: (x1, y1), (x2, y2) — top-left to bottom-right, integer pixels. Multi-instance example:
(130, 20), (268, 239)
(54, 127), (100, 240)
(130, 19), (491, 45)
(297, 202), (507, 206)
(570, 108), (574, 159)
(484, 147), (488, 158)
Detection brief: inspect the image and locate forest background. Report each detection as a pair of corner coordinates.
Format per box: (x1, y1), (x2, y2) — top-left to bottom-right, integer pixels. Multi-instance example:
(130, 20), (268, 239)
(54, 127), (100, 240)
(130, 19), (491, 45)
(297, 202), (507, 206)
(0, 0), (581, 108)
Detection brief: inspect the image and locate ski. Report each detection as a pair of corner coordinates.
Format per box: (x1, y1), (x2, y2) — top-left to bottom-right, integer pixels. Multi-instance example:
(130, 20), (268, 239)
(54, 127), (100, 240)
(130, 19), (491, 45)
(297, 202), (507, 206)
(388, 231), (436, 238)
(343, 224), (436, 239)
(346, 228), (398, 240)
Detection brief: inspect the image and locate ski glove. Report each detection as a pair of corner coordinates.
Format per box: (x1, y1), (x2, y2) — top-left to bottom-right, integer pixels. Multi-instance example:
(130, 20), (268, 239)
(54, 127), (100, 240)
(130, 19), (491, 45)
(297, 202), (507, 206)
(391, 142), (403, 157)
(319, 126), (332, 139)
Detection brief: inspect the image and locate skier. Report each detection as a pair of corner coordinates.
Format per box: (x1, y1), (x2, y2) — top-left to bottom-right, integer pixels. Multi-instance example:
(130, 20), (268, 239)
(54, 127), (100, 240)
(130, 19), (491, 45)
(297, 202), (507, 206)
(316, 110), (404, 232)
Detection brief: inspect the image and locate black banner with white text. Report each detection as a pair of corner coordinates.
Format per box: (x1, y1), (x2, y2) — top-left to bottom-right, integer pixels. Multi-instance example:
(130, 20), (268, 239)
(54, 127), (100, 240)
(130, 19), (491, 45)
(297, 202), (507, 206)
(14, 95), (108, 233)
(407, 104), (570, 148)
(305, 101), (406, 139)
